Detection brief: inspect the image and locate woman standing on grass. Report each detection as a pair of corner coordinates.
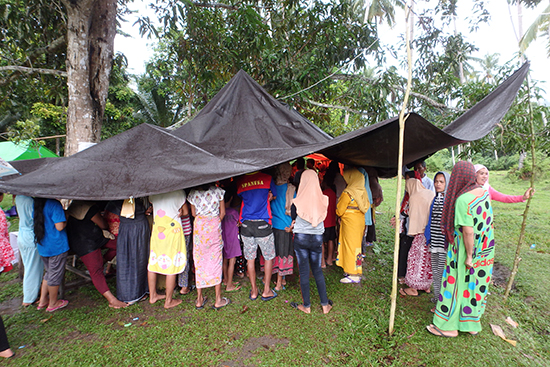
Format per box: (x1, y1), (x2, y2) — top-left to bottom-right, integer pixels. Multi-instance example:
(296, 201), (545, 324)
(336, 167), (370, 284)
(34, 198), (70, 312)
(188, 183), (229, 310)
(474, 164), (534, 203)
(115, 198), (151, 305)
(15, 195), (44, 307)
(427, 161), (494, 337)
(424, 171), (450, 309)
(399, 177), (434, 296)
(289, 170), (332, 314)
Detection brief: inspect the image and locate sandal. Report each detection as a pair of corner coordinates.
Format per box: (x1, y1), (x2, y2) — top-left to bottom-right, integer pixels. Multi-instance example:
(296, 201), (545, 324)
(212, 297), (231, 310)
(46, 299), (69, 313)
(340, 276), (360, 284)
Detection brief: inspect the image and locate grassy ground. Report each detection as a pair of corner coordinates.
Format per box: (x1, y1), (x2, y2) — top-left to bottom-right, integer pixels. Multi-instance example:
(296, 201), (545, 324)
(0, 172), (548, 366)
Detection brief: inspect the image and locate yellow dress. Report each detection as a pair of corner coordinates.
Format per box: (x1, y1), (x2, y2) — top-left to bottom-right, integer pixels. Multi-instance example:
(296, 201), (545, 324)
(148, 191), (187, 275)
(335, 192), (366, 276)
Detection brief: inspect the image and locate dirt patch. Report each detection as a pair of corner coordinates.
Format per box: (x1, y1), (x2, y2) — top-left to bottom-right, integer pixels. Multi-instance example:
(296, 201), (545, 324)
(0, 297), (23, 315)
(492, 261), (515, 289)
(62, 330), (99, 343)
(220, 335), (289, 367)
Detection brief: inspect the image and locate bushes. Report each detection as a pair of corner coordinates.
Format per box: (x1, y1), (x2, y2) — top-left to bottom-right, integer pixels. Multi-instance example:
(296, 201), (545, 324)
(508, 150), (550, 180)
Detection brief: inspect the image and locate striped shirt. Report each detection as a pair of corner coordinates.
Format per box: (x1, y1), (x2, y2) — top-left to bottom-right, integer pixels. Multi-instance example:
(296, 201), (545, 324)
(429, 193), (446, 253)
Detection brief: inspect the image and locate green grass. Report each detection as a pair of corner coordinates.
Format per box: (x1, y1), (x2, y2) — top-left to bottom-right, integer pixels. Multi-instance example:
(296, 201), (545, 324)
(1, 173), (548, 366)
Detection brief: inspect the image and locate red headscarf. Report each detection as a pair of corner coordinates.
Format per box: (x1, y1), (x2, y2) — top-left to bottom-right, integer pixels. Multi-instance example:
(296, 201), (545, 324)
(441, 161), (479, 244)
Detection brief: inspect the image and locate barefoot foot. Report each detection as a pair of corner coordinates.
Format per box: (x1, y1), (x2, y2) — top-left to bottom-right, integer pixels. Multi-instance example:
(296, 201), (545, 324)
(164, 298), (182, 309)
(149, 294), (166, 304)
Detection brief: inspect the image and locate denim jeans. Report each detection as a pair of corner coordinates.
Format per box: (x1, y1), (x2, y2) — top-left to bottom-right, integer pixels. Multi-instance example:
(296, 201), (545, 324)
(294, 233), (329, 307)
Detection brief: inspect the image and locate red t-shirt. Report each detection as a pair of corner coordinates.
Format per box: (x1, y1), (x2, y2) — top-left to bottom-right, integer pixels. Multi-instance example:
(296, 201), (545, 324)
(323, 187), (337, 227)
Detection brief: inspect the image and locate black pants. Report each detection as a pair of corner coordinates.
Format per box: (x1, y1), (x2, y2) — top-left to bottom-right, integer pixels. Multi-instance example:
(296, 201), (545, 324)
(398, 234), (414, 278)
(0, 316), (10, 352)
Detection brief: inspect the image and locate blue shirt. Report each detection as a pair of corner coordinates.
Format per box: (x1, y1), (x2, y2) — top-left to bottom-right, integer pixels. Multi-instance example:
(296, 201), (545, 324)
(270, 184), (293, 230)
(237, 172), (277, 223)
(37, 199), (69, 257)
(15, 195), (35, 248)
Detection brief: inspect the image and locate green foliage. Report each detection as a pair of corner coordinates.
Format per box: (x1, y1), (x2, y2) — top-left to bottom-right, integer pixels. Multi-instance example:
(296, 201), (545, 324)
(508, 150), (550, 180)
(0, 0), (68, 129)
(6, 119), (41, 142)
(101, 54), (140, 138)
(137, 0), (381, 132)
(425, 148), (453, 172)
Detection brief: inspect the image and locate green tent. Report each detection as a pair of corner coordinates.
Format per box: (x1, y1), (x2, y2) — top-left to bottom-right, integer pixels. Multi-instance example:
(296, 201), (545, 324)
(0, 140), (58, 161)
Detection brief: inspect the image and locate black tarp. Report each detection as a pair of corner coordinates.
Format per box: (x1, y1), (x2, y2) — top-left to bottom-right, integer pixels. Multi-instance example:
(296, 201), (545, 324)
(0, 63), (528, 199)
(0, 124), (262, 200)
(171, 69), (332, 164)
(313, 62), (530, 170)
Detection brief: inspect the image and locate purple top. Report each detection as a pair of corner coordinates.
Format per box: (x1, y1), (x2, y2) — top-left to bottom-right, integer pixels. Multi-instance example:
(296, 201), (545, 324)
(222, 207), (242, 259)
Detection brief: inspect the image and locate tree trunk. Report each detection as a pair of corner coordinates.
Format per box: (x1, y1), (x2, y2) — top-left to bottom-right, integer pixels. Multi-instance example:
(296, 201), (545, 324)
(518, 150), (527, 169)
(62, 0), (116, 156)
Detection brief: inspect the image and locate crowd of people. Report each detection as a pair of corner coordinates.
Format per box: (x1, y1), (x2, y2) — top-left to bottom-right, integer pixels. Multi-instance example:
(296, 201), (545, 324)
(10, 159), (384, 318)
(0, 157), (535, 358)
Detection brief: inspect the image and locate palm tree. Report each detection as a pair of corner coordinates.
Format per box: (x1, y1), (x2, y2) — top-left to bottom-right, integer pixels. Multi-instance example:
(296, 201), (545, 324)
(519, 3), (550, 57)
(352, 0), (405, 26)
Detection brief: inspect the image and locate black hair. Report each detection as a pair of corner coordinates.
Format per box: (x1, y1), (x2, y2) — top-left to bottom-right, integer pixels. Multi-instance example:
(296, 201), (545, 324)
(34, 198), (47, 244)
(296, 157), (305, 170)
(404, 170), (416, 180)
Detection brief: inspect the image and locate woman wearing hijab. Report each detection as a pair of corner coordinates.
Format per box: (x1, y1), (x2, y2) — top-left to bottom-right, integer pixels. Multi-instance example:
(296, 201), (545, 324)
(400, 178), (435, 296)
(427, 161), (494, 337)
(424, 171), (450, 307)
(474, 164), (533, 203)
(336, 167), (370, 284)
(289, 170), (332, 314)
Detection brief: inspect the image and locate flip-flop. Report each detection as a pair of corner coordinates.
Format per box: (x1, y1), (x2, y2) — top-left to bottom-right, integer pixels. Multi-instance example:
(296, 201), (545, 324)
(46, 299), (69, 312)
(37, 304), (48, 310)
(249, 291), (258, 301)
(261, 289), (278, 301)
(290, 302), (300, 309)
(399, 288), (419, 297)
(340, 276), (360, 284)
(426, 325), (456, 338)
(211, 297), (231, 310)
(195, 297), (208, 310)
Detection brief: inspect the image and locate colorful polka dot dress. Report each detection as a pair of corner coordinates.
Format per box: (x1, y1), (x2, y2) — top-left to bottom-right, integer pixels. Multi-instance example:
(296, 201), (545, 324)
(434, 191), (494, 333)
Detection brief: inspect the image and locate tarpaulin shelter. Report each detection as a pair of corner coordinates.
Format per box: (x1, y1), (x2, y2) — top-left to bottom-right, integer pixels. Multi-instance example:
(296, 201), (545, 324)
(0, 124), (262, 200)
(0, 140), (58, 161)
(0, 63), (529, 199)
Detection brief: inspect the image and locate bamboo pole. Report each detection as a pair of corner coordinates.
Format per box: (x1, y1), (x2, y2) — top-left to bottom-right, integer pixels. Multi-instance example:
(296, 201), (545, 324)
(389, 4), (413, 336)
(504, 73), (536, 300)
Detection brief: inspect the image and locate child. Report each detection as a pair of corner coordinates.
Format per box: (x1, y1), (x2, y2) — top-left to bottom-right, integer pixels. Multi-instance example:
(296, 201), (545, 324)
(222, 190), (242, 292)
(34, 198), (70, 312)
(424, 171), (450, 310)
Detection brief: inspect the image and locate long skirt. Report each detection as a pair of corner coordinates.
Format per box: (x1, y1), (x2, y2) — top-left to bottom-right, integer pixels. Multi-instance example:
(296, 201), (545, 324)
(193, 216), (223, 289)
(117, 215), (150, 303)
(434, 232), (495, 333)
(19, 231), (43, 304)
(336, 210), (365, 276)
(405, 234), (432, 291)
(260, 228), (294, 276)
